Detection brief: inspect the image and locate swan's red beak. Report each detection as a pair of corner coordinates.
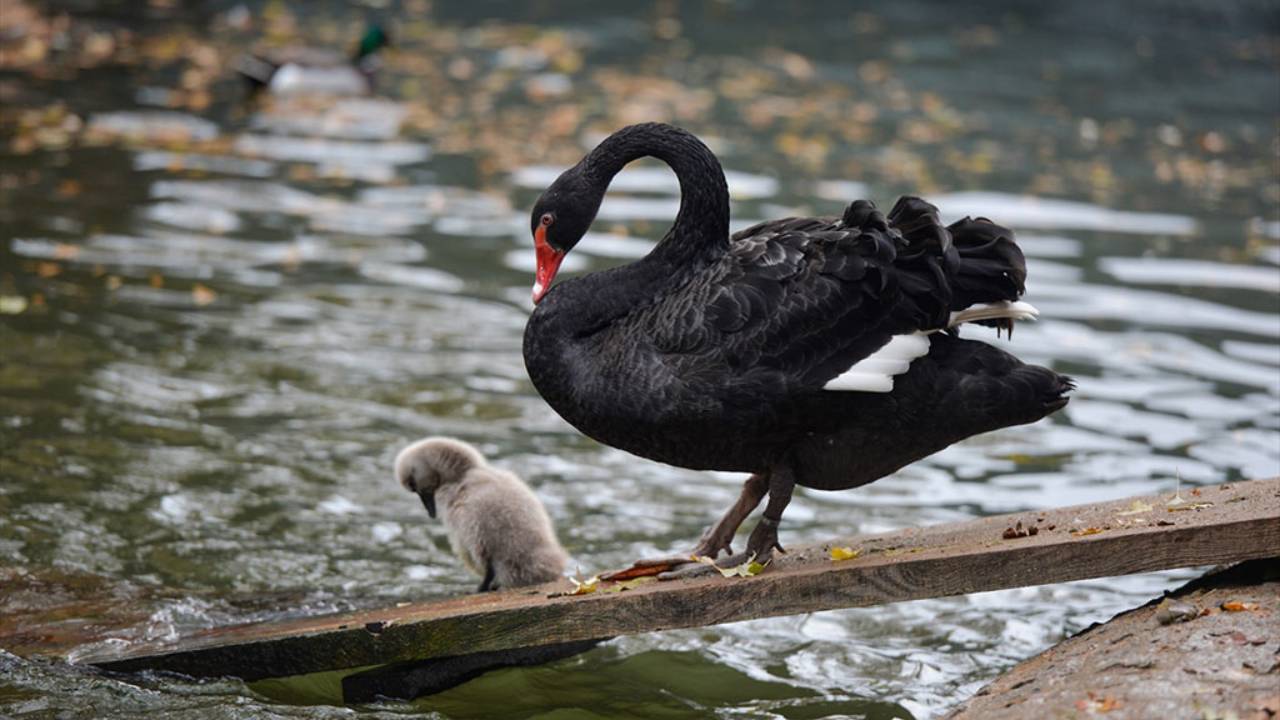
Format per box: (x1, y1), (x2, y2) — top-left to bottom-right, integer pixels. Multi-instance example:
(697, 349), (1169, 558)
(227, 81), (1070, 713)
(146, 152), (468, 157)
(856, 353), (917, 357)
(532, 225), (564, 305)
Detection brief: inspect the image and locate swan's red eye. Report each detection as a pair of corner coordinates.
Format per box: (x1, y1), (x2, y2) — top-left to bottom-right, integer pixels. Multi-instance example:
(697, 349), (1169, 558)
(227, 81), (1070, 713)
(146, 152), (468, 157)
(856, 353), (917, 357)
(540, 213), (554, 227)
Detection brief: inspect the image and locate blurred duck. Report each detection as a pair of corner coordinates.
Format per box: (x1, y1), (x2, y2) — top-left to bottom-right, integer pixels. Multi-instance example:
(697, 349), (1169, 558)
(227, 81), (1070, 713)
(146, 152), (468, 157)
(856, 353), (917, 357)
(236, 24), (390, 97)
(395, 437), (568, 592)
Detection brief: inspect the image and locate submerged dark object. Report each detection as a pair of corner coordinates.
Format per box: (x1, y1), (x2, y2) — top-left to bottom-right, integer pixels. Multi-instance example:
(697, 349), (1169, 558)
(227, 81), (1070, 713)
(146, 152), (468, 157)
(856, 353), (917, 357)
(523, 122), (1073, 566)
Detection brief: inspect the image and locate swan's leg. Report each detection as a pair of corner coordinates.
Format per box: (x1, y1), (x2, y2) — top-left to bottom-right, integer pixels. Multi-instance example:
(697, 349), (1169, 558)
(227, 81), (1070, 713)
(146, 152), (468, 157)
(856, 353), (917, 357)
(692, 472), (769, 558)
(655, 469), (793, 580)
(599, 473), (768, 581)
(744, 468), (794, 561)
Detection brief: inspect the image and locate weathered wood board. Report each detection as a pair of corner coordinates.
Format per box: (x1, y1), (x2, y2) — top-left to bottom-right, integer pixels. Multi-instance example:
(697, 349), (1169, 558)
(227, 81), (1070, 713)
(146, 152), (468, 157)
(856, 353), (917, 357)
(79, 478), (1280, 683)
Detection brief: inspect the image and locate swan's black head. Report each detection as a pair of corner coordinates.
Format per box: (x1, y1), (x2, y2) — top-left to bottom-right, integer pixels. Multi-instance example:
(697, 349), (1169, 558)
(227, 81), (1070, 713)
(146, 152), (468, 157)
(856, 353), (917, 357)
(529, 161), (605, 304)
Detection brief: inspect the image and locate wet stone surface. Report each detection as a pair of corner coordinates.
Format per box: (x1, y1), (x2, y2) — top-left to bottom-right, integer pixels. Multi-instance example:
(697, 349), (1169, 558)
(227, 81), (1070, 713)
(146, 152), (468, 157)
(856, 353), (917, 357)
(948, 559), (1280, 720)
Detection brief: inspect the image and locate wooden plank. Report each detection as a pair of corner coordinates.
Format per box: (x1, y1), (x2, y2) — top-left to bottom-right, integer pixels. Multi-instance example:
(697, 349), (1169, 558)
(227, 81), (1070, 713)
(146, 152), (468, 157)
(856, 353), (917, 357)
(945, 557), (1280, 719)
(81, 477), (1280, 682)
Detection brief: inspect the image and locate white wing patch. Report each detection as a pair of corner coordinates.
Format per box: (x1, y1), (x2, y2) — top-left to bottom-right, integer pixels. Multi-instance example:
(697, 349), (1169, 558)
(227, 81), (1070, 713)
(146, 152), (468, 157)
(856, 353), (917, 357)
(823, 335), (930, 392)
(821, 301), (1041, 393)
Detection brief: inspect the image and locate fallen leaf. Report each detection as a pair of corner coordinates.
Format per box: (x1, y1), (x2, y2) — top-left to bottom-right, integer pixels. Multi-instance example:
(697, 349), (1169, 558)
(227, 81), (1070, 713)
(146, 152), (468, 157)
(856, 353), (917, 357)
(830, 546), (861, 561)
(598, 561), (679, 581)
(1155, 598), (1198, 625)
(1116, 500), (1153, 516)
(1075, 693), (1123, 713)
(605, 576), (656, 593)
(1071, 527), (1105, 537)
(567, 574), (599, 595)
(1167, 502), (1214, 512)
(695, 554), (768, 578)
(1221, 601), (1259, 612)
(191, 283), (216, 306)
(0, 296), (28, 314)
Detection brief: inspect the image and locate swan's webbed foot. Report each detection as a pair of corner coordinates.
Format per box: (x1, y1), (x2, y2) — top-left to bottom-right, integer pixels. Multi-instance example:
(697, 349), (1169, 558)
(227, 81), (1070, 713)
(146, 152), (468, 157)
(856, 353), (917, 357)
(600, 473), (769, 581)
(654, 520), (787, 581)
(656, 514), (789, 581)
(684, 469), (792, 575)
(745, 515), (785, 561)
(690, 512), (739, 559)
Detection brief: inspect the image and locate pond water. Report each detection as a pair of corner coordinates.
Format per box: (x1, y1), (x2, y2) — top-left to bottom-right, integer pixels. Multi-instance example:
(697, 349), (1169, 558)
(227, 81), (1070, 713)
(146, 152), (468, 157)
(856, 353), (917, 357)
(1, 1), (1277, 718)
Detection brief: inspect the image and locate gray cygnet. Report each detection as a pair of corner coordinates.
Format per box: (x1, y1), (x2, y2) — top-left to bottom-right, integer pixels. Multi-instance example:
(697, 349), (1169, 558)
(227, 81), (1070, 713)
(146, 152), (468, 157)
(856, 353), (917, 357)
(395, 437), (568, 592)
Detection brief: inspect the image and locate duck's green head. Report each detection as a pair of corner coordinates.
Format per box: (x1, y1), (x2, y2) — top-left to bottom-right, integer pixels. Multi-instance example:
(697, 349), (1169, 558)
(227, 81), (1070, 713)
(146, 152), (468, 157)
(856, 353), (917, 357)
(355, 24), (391, 59)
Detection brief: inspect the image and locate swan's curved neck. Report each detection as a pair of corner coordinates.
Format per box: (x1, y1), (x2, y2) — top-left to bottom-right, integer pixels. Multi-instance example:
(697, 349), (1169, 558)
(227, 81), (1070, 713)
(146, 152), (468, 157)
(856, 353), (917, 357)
(583, 123), (730, 264)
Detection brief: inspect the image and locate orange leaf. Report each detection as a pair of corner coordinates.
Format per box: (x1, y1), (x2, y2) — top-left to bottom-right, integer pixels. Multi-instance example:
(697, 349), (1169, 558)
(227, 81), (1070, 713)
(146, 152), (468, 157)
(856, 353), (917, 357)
(191, 283), (216, 307)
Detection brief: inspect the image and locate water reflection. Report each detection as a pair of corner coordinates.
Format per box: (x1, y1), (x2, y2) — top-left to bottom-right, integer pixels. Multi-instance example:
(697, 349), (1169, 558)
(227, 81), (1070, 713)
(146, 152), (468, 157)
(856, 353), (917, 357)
(1, 0), (1277, 718)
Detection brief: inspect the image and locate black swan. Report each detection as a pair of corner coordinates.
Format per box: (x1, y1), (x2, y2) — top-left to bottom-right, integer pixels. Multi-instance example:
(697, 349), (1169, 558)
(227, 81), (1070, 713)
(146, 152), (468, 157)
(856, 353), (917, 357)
(523, 123), (1072, 571)
(396, 437), (568, 591)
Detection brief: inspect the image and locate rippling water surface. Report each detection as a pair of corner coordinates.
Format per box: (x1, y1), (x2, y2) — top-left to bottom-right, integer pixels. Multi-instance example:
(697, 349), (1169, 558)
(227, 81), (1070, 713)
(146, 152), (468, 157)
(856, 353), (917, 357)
(1, 1), (1277, 718)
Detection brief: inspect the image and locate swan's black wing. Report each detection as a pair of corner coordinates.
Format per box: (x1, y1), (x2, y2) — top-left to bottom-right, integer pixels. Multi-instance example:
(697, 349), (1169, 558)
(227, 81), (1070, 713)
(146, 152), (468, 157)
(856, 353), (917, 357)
(640, 198), (1024, 401)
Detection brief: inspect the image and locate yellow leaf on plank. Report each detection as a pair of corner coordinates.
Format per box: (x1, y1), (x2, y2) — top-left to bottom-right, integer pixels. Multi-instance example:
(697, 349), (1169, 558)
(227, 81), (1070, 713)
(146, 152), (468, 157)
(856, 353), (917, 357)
(1116, 500), (1153, 516)
(830, 546), (861, 561)
(568, 574), (599, 595)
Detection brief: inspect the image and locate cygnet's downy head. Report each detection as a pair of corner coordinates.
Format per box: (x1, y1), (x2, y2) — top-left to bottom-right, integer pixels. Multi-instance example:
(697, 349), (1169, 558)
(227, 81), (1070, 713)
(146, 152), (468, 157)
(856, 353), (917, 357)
(394, 437), (485, 518)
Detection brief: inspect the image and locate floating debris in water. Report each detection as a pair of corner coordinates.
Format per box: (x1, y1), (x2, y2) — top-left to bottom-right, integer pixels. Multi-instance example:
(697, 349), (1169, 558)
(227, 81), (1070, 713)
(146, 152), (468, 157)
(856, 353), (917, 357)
(0, 296), (29, 314)
(86, 111), (220, 144)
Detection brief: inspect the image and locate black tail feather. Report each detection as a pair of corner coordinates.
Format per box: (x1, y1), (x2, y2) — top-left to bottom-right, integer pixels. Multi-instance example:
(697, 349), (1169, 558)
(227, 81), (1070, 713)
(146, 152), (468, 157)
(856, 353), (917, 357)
(886, 197), (958, 327)
(947, 216), (1026, 310)
(841, 196), (1031, 330)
